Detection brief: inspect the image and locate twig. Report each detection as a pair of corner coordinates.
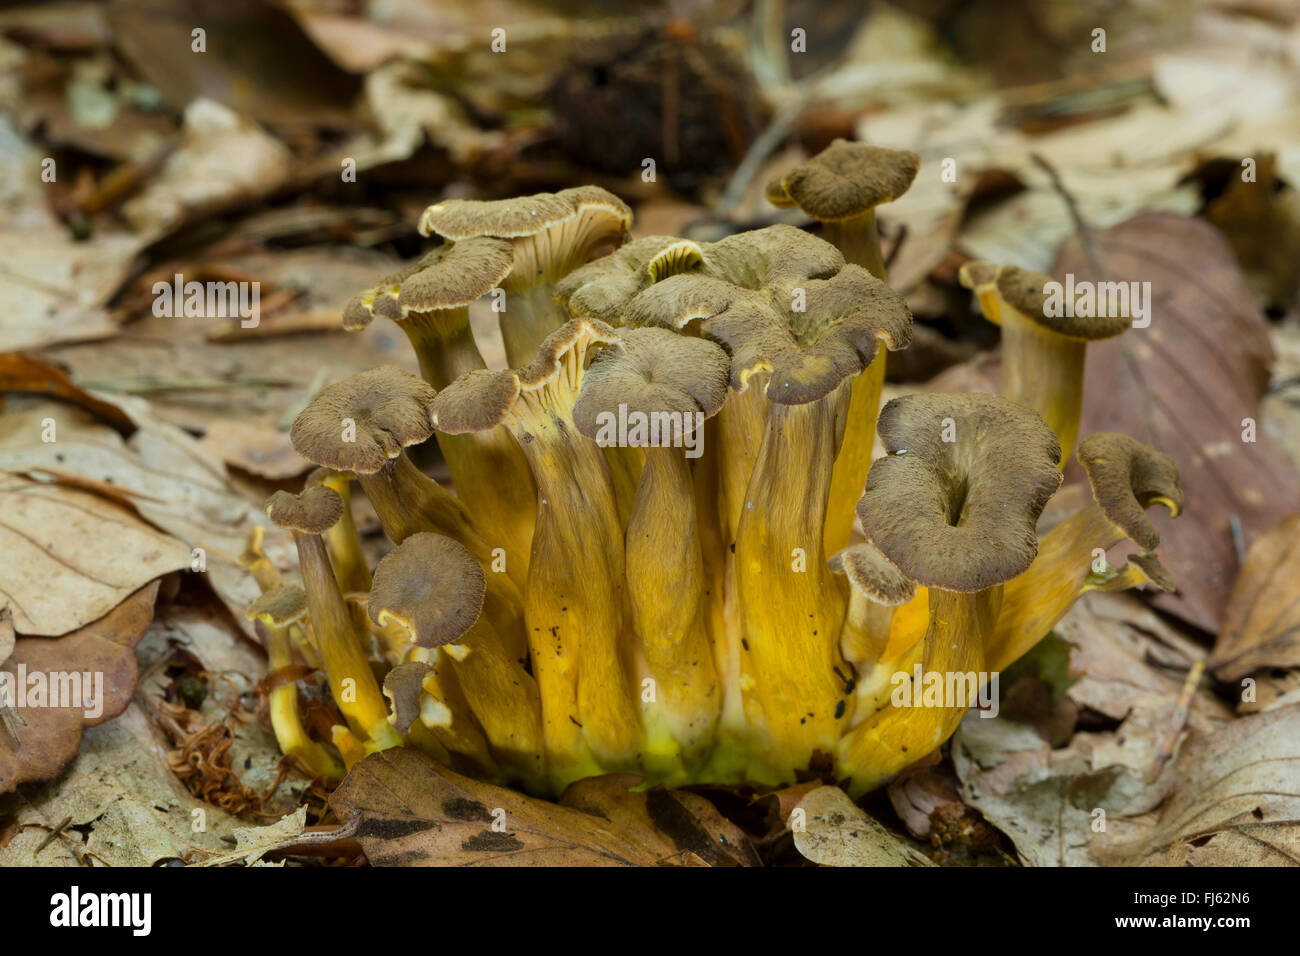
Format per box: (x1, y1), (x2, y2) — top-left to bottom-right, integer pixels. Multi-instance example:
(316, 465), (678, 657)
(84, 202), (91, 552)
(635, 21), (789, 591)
(1149, 658), (1205, 782)
(33, 816), (73, 857)
(1228, 514), (1247, 565)
(1030, 152), (1105, 279)
(884, 223), (910, 273)
(718, 98), (805, 213)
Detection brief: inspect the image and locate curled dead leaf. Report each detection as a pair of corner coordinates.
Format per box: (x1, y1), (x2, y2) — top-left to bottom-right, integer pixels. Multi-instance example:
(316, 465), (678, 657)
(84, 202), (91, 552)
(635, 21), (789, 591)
(329, 748), (758, 867)
(0, 581), (159, 794)
(1210, 513), (1300, 680)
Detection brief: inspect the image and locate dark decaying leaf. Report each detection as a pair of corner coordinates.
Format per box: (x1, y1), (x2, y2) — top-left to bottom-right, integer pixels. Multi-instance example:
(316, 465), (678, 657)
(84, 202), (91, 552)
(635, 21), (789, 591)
(0, 581), (160, 794)
(329, 748), (759, 866)
(1055, 212), (1300, 633)
(1211, 513), (1300, 680)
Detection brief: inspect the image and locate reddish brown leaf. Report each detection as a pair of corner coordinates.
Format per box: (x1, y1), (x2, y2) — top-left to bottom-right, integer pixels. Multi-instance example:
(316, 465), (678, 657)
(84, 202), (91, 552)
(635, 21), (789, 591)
(0, 352), (134, 432)
(1055, 212), (1300, 632)
(329, 748), (758, 866)
(1210, 513), (1300, 680)
(0, 580), (159, 794)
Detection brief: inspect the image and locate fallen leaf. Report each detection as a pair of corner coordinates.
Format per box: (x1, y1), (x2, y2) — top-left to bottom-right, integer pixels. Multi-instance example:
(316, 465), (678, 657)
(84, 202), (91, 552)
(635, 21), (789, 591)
(0, 473), (190, 635)
(1057, 212), (1300, 632)
(1211, 513), (1300, 679)
(0, 581), (158, 793)
(0, 609), (12, 666)
(330, 747), (758, 866)
(120, 98), (292, 234)
(1094, 703), (1300, 866)
(0, 352), (135, 432)
(792, 786), (933, 867)
(197, 418), (306, 480)
(108, 0), (360, 127)
(0, 400), (294, 638)
(193, 807), (308, 867)
(0, 698), (243, 866)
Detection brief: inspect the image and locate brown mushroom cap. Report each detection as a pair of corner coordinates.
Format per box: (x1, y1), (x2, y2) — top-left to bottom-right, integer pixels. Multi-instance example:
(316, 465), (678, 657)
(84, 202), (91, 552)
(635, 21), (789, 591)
(703, 263), (912, 404)
(764, 139), (920, 221)
(418, 185), (631, 242)
(342, 238), (514, 331)
(266, 485), (344, 535)
(572, 327), (730, 442)
(995, 265), (1131, 340)
(1076, 433), (1184, 551)
(556, 235), (705, 324)
(858, 393), (1064, 592)
(829, 541), (916, 606)
(431, 318), (622, 433)
(367, 532), (485, 648)
(290, 366), (436, 474)
(957, 260), (1000, 291)
(246, 585), (309, 627)
(383, 661), (432, 734)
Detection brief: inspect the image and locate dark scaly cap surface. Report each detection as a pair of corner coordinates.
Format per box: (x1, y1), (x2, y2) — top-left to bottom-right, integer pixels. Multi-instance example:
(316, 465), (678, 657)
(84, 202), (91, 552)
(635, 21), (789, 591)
(368, 533), (485, 648)
(266, 485), (345, 535)
(765, 139), (920, 221)
(1076, 433), (1184, 551)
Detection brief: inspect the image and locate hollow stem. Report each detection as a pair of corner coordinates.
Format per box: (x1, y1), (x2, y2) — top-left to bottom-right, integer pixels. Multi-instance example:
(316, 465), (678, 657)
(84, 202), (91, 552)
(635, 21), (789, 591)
(822, 209), (883, 278)
(294, 532), (400, 751)
(999, 317), (1086, 466)
(626, 446), (720, 776)
(824, 350), (885, 557)
(734, 388), (851, 784)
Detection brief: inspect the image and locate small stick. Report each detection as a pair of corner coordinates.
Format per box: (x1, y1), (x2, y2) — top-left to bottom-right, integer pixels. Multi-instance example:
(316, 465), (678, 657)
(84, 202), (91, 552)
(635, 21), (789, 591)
(1228, 514), (1247, 565)
(1030, 152), (1105, 279)
(1149, 658), (1205, 782)
(33, 816), (73, 857)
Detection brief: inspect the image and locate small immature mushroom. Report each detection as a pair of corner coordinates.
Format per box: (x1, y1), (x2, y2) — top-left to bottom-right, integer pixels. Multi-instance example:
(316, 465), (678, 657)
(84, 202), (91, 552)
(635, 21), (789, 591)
(266, 486), (400, 755)
(432, 319), (639, 788)
(369, 532), (544, 788)
(247, 586), (344, 781)
(829, 540), (916, 674)
(957, 260), (1001, 324)
(983, 433), (1183, 672)
(764, 138), (920, 279)
(305, 468), (370, 595)
(289, 366), (525, 650)
(572, 327), (730, 777)
(973, 264), (1131, 466)
(342, 243), (536, 586)
(238, 526), (318, 668)
(841, 393), (1063, 796)
(418, 186), (632, 367)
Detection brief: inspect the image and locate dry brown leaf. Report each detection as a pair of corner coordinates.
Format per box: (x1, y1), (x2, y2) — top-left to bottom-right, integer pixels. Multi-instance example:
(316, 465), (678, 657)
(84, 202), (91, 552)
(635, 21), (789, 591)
(0, 581), (158, 793)
(0, 400), (293, 639)
(1056, 212), (1300, 633)
(120, 98), (292, 234)
(792, 786), (933, 867)
(108, 0), (360, 127)
(0, 352), (135, 431)
(0, 697), (243, 866)
(330, 748), (758, 866)
(197, 418), (307, 480)
(0, 474), (190, 635)
(0, 608), (13, 666)
(1210, 513), (1300, 679)
(1094, 703), (1300, 866)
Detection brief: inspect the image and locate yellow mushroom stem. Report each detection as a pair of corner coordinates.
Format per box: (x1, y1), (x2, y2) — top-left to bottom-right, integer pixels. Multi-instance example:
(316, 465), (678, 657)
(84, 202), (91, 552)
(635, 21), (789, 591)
(293, 531), (400, 751)
(824, 351), (886, 557)
(442, 619), (546, 790)
(821, 209), (884, 279)
(507, 388), (641, 787)
(602, 444), (644, 530)
(984, 502), (1125, 672)
(838, 583), (896, 673)
(357, 452), (525, 656)
(998, 317), (1086, 467)
(395, 308), (536, 588)
(839, 587), (994, 798)
(313, 473), (370, 595)
(264, 623), (345, 781)
(239, 529), (319, 668)
(734, 387), (851, 784)
(400, 647), (498, 778)
(625, 445), (721, 777)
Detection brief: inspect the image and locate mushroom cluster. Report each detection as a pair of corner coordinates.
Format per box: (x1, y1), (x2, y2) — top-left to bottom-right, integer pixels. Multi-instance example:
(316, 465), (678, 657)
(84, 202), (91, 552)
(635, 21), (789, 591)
(243, 141), (1184, 797)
